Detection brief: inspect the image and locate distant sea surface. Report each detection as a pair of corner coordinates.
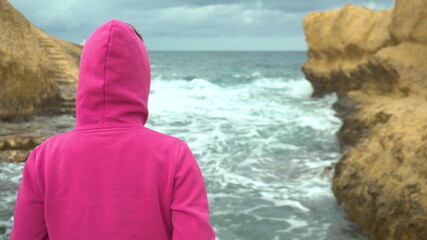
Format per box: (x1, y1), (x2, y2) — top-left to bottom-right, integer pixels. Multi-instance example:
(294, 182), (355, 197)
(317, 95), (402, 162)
(0, 51), (368, 240)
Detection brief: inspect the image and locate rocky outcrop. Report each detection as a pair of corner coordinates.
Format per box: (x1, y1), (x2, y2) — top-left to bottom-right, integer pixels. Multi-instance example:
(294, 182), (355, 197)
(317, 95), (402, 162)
(0, 0), (82, 162)
(0, 115), (75, 162)
(302, 1), (427, 239)
(0, 0), (81, 121)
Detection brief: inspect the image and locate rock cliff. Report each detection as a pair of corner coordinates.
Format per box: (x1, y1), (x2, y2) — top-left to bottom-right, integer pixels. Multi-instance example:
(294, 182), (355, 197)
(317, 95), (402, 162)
(0, 0), (81, 121)
(302, 1), (427, 239)
(0, 0), (81, 162)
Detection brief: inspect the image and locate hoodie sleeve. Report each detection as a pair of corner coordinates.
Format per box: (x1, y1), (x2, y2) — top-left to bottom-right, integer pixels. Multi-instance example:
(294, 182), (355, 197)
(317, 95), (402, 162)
(11, 147), (48, 240)
(171, 141), (216, 240)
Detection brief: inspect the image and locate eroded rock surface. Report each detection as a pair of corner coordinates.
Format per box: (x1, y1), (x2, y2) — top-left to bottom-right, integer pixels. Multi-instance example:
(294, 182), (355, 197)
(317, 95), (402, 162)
(0, 0), (81, 162)
(302, 1), (427, 239)
(0, 0), (81, 121)
(0, 115), (75, 162)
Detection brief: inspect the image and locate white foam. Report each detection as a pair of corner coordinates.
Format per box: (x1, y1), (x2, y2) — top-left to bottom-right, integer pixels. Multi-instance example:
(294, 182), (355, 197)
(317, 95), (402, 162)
(271, 199), (310, 213)
(251, 71), (262, 78)
(284, 79), (314, 99)
(253, 77), (288, 89)
(286, 218), (309, 229)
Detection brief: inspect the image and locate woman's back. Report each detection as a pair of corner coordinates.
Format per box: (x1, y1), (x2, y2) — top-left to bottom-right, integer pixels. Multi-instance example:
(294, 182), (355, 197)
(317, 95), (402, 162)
(11, 19), (215, 240)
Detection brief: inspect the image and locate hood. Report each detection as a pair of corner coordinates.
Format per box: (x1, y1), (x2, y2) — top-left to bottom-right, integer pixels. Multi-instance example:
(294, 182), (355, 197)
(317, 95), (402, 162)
(73, 19), (151, 131)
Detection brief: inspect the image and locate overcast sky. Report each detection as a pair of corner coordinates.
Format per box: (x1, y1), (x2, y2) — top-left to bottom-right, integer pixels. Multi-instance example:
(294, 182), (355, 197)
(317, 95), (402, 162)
(10, 0), (394, 51)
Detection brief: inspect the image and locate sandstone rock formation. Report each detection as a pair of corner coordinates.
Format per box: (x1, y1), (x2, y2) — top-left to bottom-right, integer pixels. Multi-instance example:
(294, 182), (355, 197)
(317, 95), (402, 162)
(302, 1), (427, 239)
(0, 0), (81, 121)
(0, 0), (81, 162)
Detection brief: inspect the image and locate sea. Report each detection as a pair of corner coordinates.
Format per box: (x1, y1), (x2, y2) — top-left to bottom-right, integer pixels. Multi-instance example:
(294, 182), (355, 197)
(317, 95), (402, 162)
(0, 51), (368, 240)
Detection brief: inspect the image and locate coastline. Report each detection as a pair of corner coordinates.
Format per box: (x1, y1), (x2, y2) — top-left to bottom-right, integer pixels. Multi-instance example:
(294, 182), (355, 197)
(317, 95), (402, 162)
(302, 1), (427, 239)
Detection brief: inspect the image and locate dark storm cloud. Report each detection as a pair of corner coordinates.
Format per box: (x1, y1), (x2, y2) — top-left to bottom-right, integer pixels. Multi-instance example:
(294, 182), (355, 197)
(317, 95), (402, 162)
(9, 0), (394, 50)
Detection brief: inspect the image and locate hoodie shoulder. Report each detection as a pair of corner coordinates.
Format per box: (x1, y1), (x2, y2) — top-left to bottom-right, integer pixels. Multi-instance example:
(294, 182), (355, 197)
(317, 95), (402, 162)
(142, 127), (185, 145)
(34, 131), (71, 150)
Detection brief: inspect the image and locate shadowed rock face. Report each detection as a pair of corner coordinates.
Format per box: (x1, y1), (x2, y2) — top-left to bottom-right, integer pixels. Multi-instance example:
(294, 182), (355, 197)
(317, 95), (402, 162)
(302, 1), (427, 239)
(0, 0), (81, 121)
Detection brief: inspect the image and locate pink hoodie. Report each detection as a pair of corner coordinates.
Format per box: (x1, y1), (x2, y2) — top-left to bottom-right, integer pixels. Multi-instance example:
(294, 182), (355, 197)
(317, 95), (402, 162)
(11, 19), (216, 240)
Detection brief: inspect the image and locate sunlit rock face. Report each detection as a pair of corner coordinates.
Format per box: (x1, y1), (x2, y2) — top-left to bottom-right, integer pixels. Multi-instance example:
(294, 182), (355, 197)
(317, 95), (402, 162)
(302, 0), (427, 239)
(0, 0), (81, 121)
(0, 0), (81, 162)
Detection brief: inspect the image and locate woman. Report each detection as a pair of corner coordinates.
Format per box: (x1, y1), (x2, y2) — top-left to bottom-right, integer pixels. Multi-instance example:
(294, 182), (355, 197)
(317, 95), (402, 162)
(11, 19), (216, 240)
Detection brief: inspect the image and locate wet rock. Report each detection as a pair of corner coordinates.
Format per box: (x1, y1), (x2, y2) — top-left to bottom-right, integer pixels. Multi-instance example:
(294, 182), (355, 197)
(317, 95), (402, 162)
(0, 115), (75, 162)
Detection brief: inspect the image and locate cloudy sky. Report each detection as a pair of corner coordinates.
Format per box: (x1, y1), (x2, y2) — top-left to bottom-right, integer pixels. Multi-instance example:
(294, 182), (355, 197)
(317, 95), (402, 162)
(10, 0), (394, 51)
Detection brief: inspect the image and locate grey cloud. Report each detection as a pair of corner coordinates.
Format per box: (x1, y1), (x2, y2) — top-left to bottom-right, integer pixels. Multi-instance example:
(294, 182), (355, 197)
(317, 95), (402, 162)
(109, 0), (393, 12)
(9, 0), (395, 49)
(262, 0), (394, 12)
